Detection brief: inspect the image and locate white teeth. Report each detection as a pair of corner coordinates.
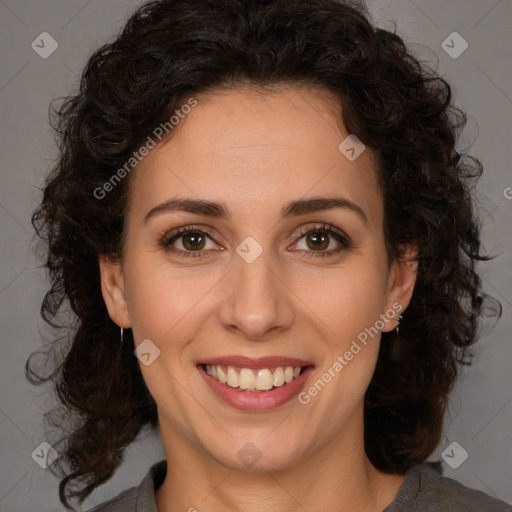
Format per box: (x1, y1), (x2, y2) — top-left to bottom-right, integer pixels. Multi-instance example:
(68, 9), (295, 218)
(239, 368), (256, 390)
(217, 366), (227, 384)
(226, 367), (238, 387)
(204, 365), (305, 391)
(255, 369), (273, 391)
(273, 367), (285, 387)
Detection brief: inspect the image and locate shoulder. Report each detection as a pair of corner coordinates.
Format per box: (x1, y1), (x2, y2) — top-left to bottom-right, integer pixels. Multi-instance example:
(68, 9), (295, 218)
(87, 486), (138, 512)
(85, 459), (167, 512)
(386, 462), (511, 512)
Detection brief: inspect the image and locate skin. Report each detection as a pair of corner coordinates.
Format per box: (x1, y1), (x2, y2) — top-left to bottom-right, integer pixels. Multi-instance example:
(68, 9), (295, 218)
(100, 84), (418, 512)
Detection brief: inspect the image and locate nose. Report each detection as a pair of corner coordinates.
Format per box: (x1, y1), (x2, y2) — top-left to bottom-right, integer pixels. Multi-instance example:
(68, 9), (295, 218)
(218, 248), (294, 342)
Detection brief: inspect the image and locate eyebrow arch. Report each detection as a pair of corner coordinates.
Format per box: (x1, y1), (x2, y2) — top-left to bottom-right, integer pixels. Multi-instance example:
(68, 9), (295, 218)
(144, 196), (369, 227)
(281, 197), (369, 227)
(144, 198), (229, 223)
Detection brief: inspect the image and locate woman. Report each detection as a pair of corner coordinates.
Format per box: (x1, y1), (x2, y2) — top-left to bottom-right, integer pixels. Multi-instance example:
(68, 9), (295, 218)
(27, 0), (509, 510)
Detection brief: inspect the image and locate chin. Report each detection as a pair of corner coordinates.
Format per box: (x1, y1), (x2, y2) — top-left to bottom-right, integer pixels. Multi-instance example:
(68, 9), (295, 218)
(203, 436), (306, 473)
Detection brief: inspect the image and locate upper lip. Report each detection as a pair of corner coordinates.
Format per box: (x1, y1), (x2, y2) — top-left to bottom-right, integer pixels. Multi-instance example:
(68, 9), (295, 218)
(196, 356), (315, 369)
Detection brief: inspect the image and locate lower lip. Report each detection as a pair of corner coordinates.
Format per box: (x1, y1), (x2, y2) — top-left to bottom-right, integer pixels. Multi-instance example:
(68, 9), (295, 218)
(198, 365), (315, 411)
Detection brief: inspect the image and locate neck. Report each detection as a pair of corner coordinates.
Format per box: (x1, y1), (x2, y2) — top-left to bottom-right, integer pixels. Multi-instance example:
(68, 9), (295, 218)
(155, 411), (404, 512)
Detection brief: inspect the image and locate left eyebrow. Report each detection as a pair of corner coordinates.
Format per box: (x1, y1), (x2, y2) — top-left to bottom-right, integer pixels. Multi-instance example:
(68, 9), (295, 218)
(143, 196), (369, 227)
(281, 196), (369, 227)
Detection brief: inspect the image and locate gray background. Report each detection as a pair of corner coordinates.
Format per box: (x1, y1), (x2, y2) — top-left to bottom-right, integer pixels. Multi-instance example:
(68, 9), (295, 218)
(0, 0), (511, 510)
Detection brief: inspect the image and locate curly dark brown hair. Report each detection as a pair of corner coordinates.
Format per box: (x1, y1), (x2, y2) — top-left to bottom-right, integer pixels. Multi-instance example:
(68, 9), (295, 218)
(26, 0), (501, 509)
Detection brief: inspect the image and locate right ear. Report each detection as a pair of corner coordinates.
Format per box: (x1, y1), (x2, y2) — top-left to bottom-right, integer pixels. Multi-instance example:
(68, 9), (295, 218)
(99, 256), (131, 328)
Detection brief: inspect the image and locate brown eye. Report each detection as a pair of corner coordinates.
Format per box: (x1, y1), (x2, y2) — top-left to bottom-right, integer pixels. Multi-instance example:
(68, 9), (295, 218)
(291, 224), (352, 259)
(161, 226), (222, 259)
(305, 231), (330, 251)
(181, 232), (206, 251)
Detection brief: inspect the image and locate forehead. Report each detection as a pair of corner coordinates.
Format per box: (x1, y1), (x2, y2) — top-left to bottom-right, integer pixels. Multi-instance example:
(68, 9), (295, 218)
(128, 84), (383, 230)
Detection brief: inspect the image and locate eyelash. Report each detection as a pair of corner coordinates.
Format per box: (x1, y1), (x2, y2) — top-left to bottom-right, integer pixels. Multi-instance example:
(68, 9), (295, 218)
(160, 223), (352, 260)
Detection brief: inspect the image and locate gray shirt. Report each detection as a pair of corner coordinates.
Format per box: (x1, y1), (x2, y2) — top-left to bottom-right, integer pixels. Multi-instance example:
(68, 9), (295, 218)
(88, 459), (511, 511)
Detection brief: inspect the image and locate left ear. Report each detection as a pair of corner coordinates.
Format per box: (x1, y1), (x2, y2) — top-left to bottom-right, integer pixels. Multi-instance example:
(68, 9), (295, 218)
(382, 244), (418, 332)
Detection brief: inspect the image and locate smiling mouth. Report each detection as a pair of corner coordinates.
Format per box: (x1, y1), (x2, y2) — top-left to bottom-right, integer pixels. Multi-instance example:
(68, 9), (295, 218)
(201, 364), (310, 391)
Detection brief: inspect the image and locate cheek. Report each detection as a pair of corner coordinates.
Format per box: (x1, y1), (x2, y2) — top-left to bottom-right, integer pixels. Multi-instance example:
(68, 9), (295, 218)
(296, 261), (389, 340)
(123, 252), (219, 346)
(302, 267), (388, 417)
(298, 260), (389, 400)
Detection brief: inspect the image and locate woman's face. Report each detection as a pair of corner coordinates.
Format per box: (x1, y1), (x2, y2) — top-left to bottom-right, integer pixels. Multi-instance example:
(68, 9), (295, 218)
(100, 85), (417, 472)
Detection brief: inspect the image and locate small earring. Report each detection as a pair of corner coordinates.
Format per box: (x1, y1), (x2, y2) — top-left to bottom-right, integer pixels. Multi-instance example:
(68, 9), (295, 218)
(120, 327), (124, 343)
(395, 315), (403, 335)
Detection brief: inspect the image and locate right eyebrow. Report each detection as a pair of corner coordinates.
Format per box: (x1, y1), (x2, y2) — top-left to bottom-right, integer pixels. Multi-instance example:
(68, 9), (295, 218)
(144, 198), (230, 224)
